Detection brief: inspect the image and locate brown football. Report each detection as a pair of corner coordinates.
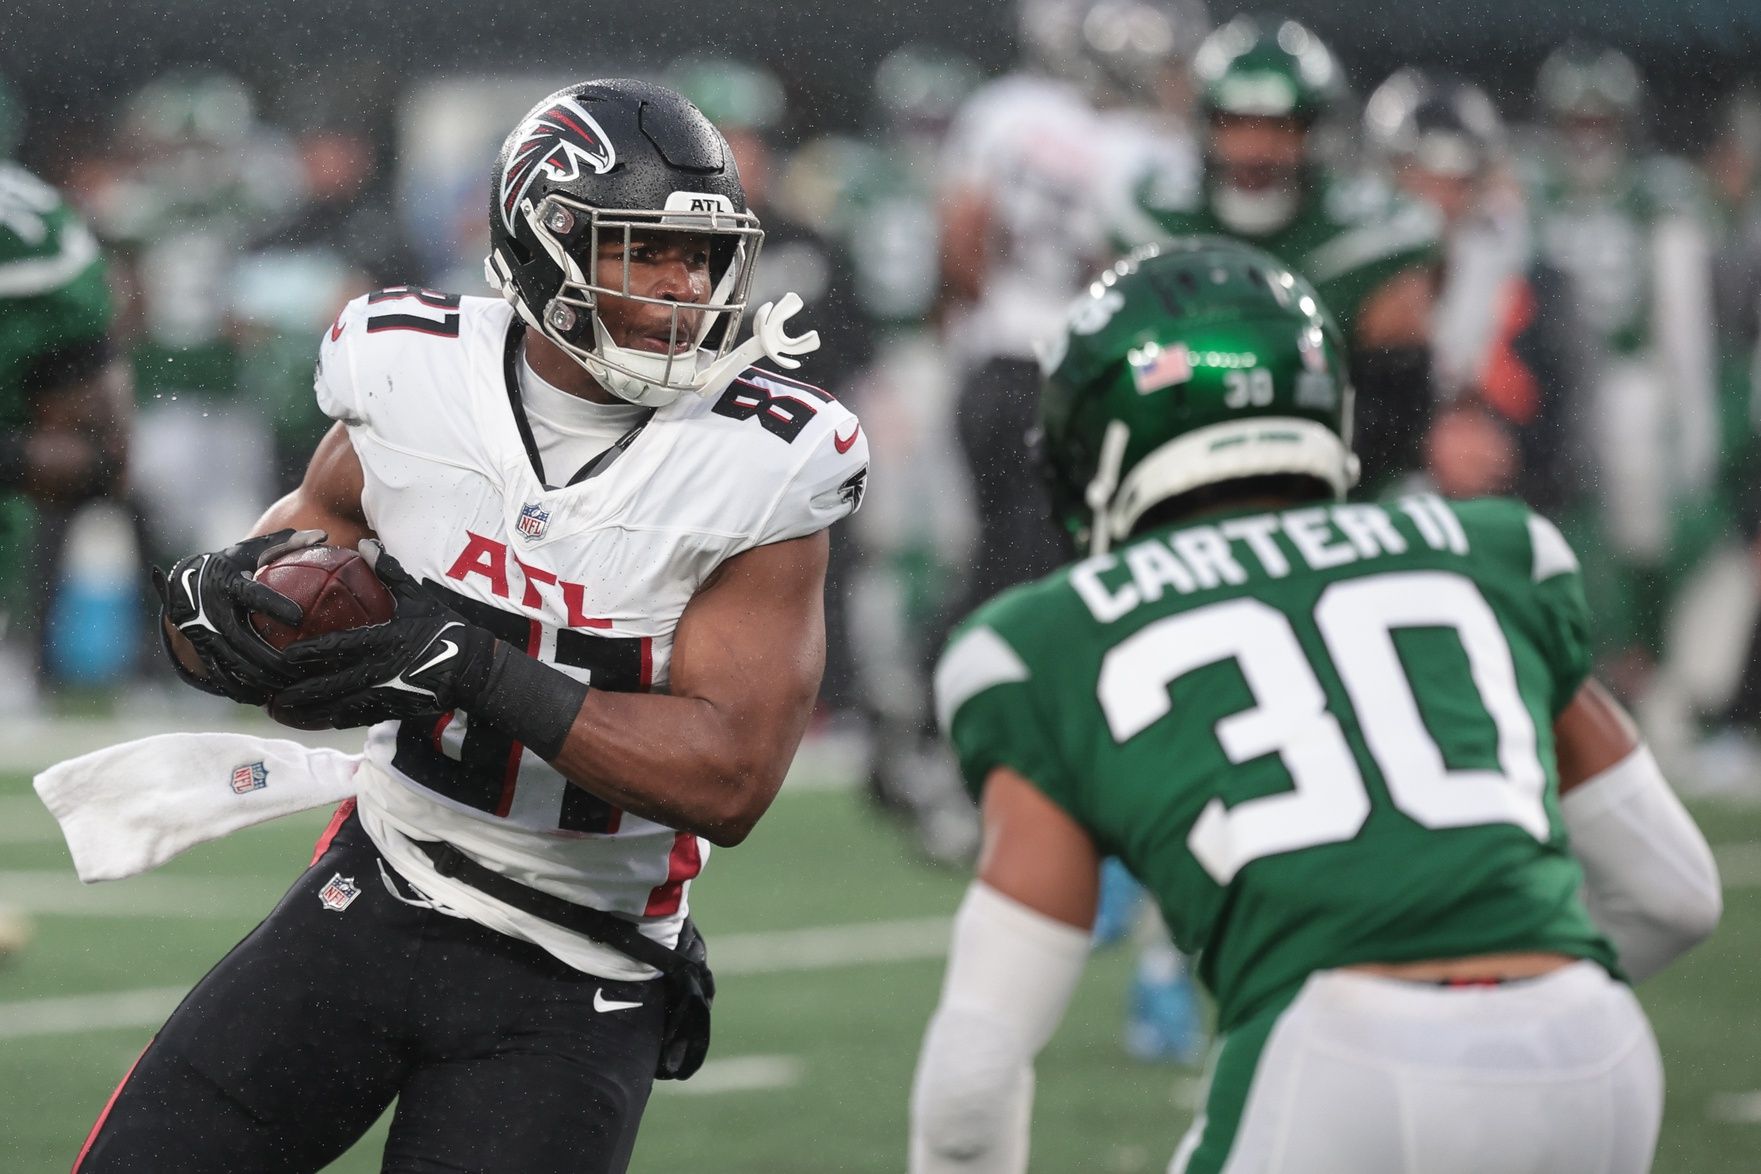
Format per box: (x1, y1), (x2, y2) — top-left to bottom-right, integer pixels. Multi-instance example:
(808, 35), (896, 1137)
(249, 544), (396, 652)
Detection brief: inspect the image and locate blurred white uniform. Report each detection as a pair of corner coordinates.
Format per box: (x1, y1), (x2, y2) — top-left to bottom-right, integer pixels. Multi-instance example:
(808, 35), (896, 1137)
(1092, 105), (1201, 255)
(940, 74), (1104, 365)
(316, 290), (868, 979)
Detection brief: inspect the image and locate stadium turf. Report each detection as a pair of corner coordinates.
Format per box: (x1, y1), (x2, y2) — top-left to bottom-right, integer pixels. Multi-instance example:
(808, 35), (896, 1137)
(2, 772), (1756, 1172)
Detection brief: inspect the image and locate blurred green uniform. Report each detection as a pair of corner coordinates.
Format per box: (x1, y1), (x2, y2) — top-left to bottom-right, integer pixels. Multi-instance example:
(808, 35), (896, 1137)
(0, 162), (112, 614)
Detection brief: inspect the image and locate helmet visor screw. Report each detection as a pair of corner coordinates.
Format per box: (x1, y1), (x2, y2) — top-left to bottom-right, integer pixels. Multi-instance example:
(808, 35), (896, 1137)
(548, 305), (577, 331)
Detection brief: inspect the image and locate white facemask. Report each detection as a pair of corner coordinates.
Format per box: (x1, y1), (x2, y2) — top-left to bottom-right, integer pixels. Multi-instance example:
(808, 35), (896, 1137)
(1210, 183), (1301, 235)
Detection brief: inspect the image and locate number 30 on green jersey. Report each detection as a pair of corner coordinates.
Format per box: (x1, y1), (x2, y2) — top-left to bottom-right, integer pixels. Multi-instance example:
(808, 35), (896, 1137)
(1098, 569), (1548, 884)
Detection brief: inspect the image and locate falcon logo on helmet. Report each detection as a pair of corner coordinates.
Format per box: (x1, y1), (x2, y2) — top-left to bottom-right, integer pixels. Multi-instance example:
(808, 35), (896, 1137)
(499, 99), (617, 232)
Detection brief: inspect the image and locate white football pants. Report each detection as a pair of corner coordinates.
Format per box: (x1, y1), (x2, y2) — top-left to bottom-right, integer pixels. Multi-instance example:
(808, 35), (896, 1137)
(1179, 961), (1662, 1174)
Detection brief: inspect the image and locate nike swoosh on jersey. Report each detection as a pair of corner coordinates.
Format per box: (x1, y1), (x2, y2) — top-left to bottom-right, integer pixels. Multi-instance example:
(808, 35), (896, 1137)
(833, 423), (861, 454)
(593, 989), (644, 1013)
(330, 314), (347, 342)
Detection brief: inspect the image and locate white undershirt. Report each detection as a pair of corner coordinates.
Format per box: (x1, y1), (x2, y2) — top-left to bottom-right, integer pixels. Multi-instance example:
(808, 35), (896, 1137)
(517, 349), (649, 485)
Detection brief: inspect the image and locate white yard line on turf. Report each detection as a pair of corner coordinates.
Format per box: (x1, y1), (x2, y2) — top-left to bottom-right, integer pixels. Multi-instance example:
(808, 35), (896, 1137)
(0, 870), (273, 918)
(0, 824), (59, 845)
(1706, 1091), (1761, 1125)
(654, 1055), (804, 1096)
(0, 986), (187, 1040)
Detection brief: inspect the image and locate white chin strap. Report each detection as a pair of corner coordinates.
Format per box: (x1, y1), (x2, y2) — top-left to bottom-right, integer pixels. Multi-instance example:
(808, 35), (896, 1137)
(1211, 184), (1301, 236)
(1086, 416), (1360, 555)
(577, 292), (821, 408)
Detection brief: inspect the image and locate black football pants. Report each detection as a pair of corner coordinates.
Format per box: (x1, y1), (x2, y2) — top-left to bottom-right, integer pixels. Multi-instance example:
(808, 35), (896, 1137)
(75, 812), (666, 1174)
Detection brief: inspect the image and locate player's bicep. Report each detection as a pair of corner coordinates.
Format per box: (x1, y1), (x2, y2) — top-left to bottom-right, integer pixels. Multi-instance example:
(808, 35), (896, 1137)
(1555, 678), (1641, 795)
(670, 530), (829, 773)
(977, 766), (1101, 931)
(254, 422), (373, 546)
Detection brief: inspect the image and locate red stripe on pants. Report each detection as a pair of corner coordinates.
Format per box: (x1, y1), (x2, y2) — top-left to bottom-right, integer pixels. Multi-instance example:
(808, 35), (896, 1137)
(309, 798), (358, 866)
(72, 1038), (152, 1172)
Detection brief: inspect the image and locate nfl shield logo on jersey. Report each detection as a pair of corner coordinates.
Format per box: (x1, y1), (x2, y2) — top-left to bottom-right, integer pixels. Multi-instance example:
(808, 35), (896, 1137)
(517, 502), (551, 541)
(317, 873), (362, 913)
(229, 761), (268, 795)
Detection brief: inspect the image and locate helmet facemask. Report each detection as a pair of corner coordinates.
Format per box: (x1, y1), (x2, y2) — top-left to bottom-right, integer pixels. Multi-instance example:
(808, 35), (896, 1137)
(500, 191), (766, 407)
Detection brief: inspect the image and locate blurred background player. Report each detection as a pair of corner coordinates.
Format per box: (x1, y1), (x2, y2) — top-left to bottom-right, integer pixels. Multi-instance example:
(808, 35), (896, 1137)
(1118, 15), (1442, 491)
(1363, 68), (1588, 512)
(87, 71), (303, 567)
(0, 92), (132, 955)
(862, 0), (1108, 863)
(1079, 0), (1212, 237)
(1523, 44), (1719, 707)
(911, 237), (1720, 1174)
(796, 44), (987, 821)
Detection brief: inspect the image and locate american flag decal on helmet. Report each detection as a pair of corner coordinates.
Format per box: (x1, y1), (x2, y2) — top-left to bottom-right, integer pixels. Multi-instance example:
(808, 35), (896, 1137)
(500, 98), (617, 231)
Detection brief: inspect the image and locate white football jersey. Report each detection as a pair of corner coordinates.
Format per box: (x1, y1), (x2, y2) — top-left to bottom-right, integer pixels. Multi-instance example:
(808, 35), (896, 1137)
(315, 288), (869, 979)
(940, 73), (1104, 364)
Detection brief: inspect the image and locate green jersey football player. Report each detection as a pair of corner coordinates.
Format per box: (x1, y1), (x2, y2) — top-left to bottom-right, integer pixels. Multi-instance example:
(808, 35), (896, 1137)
(0, 152), (129, 963)
(1524, 45), (1720, 683)
(909, 238), (1719, 1174)
(0, 160), (131, 638)
(1116, 16), (1441, 489)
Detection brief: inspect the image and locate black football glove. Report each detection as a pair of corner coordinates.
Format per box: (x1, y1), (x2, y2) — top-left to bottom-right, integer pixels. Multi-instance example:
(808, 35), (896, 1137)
(154, 528), (325, 704)
(271, 540), (500, 729)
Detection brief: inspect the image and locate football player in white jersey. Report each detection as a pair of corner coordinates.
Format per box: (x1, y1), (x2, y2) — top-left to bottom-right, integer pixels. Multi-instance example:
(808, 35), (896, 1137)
(78, 80), (867, 1174)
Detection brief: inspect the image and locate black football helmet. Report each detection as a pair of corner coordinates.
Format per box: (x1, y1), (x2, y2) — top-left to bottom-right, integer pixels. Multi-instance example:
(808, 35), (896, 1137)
(486, 79), (812, 406)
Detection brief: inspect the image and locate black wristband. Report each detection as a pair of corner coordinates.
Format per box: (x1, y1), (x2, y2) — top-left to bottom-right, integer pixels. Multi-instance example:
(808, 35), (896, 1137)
(472, 643), (591, 761)
(0, 434), (26, 490)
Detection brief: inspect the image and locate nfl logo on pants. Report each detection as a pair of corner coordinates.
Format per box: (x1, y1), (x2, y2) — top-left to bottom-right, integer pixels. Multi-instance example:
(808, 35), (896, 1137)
(318, 873), (362, 912)
(517, 502), (550, 541)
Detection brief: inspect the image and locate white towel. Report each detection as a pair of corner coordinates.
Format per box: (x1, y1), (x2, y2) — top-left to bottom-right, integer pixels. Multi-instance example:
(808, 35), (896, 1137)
(33, 732), (361, 883)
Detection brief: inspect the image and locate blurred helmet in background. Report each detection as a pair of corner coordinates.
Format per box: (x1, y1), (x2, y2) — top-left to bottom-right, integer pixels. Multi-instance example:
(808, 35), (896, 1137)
(1535, 43), (1644, 189)
(1076, 0), (1211, 106)
(1195, 15), (1346, 126)
(1193, 15), (1348, 234)
(483, 79), (763, 407)
(1018, 0), (1097, 84)
(1536, 43), (1645, 126)
(1365, 69), (1503, 178)
(1365, 69), (1504, 227)
(126, 70), (258, 153)
(873, 43), (981, 139)
(665, 56), (786, 136)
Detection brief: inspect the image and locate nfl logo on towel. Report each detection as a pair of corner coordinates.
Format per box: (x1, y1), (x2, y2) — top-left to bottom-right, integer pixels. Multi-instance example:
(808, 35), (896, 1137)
(517, 502), (550, 541)
(318, 873), (362, 912)
(229, 761), (268, 795)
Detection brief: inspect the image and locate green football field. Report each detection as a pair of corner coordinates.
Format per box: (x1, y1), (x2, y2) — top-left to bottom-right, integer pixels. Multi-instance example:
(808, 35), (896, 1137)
(2, 768), (1757, 1172)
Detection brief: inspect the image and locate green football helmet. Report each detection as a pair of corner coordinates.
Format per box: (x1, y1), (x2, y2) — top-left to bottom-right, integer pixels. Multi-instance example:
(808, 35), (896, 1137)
(1038, 236), (1357, 555)
(1194, 15), (1345, 124)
